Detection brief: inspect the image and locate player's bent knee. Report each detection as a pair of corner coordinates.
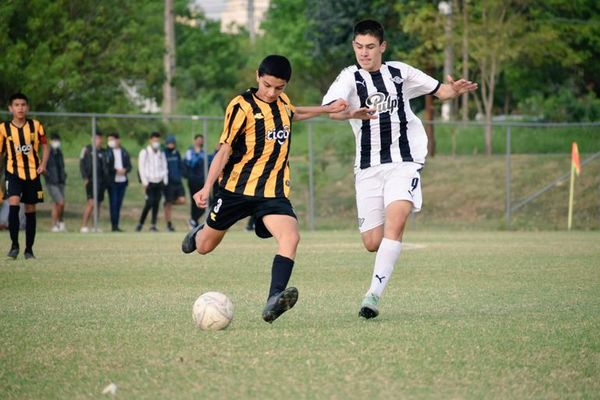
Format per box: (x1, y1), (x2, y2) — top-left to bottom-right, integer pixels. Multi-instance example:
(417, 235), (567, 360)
(362, 235), (382, 252)
(196, 243), (215, 255)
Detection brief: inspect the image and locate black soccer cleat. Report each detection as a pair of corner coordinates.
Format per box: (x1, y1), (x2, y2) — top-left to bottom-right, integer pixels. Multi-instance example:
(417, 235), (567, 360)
(181, 224), (203, 254)
(262, 287), (299, 323)
(24, 251), (36, 260)
(7, 247), (19, 260)
(358, 293), (380, 319)
(358, 306), (379, 319)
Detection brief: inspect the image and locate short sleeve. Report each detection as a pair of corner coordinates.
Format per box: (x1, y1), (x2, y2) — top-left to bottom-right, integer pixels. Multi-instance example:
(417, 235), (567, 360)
(322, 67), (356, 105)
(0, 124), (6, 154)
(396, 62), (440, 100)
(220, 97), (247, 145)
(36, 120), (47, 144)
(280, 93), (296, 118)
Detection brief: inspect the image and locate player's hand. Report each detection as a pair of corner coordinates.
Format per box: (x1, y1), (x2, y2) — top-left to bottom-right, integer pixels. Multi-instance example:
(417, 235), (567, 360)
(193, 186), (210, 209)
(447, 75), (478, 95)
(37, 165), (46, 175)
(349, 107), (378, 120)
(322, 99), (348, 114)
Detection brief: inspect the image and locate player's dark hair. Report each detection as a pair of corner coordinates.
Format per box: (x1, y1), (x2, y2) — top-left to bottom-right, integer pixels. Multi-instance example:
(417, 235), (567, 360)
(50, 133), (60, 140)
(150, 131), (161, 139)
(9, 92), (29, 105)
(258, 55), (292, 82)
(354, 19), (385, 44)
(108, 132), (120, 139)
(194, 134), (204, 140)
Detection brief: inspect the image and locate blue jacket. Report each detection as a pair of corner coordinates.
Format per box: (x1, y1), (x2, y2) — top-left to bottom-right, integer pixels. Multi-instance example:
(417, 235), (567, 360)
(183, 146), (206, 183)
(165, 148), (184, 184)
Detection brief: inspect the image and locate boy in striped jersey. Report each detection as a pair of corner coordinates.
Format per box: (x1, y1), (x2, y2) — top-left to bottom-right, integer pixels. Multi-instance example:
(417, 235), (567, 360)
(323, 20), (478, 319)
(0, 93), (49, 259)
(182, 55), (348, 323)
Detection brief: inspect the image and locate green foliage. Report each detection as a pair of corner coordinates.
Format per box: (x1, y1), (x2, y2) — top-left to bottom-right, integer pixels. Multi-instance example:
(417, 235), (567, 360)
(519, 88), (600, 122)
(174, 16), (250, 114)
(0, 0), (598, 124)
(0, 0), (163, 112)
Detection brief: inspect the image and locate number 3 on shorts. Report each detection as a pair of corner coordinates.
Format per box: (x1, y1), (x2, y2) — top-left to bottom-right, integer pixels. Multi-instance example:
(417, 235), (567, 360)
(213, 198), (223, 213)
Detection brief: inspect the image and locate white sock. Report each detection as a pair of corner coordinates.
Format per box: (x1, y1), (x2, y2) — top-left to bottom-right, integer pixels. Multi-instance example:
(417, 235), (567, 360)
(367, 238), (402, 297)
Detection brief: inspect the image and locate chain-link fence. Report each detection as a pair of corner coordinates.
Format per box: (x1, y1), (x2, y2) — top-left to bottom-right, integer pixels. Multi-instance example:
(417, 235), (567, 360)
(2, 111), (599, 232)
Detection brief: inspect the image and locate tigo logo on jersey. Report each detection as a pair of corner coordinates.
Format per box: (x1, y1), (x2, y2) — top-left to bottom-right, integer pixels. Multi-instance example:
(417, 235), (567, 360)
(366, 92), (400, 115)
(15, 143), (32, 155)
(266, 125), (290, 145)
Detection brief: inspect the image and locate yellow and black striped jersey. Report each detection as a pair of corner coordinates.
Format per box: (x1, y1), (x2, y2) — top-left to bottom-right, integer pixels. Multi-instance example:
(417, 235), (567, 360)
(219, 89), (296, 198)
(0, 119), (47, 180)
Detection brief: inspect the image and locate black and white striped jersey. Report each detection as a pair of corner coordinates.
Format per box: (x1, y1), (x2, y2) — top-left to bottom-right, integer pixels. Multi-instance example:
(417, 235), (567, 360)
(322, 62), (440, 169)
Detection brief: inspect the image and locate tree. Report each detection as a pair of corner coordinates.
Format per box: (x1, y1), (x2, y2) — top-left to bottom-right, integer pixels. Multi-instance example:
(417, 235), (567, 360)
(173, 10), (251, 114)
(395, 1), (447, 156)
(0, 0), (164, 112)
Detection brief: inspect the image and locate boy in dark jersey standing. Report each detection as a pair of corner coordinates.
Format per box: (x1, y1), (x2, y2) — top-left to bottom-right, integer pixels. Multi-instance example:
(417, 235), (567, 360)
(0, 93), (49, 259)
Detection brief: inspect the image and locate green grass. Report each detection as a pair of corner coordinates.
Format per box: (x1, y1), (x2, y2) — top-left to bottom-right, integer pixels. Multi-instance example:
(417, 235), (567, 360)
(1, 230), (599, 399)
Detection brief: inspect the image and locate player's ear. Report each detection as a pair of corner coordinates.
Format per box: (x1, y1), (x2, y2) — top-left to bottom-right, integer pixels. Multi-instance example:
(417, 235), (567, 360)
(256, 71), (260, 83)
(380, 41), (387, 54)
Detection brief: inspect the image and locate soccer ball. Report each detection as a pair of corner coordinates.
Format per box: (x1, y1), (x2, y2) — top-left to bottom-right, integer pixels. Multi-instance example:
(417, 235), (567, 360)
(192, 291), (234, 331)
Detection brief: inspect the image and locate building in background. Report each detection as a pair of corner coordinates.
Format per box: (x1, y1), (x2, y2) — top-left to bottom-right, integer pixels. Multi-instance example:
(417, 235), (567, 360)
(194, 0), (270, 37)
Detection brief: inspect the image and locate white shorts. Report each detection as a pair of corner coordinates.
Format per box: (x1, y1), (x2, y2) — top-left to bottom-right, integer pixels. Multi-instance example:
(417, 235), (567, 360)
(355, 162), (423, 233)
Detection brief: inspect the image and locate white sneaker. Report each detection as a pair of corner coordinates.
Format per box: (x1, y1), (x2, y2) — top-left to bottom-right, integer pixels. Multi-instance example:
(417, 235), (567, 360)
(58, 222), (66, 232)
(51, 224), (60, 233)
(80, 226), (90, 233)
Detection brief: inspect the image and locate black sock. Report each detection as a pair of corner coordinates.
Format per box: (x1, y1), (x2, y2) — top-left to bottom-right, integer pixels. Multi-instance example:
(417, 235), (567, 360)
(25, 212), (36, 253)
(268, 255), (295, 299)
(8, 205), (20, 249)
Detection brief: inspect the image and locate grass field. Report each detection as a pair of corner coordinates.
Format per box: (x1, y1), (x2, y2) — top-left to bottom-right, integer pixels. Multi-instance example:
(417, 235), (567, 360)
(1, 230), (599, 399)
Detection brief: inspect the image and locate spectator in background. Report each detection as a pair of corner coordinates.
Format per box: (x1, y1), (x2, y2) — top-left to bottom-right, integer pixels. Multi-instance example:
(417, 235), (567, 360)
(136, 132), (168, 232)
(106, 132), (132, 232)
(45, 133), (67, 232)
(183, 134), (206, 228)
(163, 134), (186, 232)
(79, 132), (108, 233)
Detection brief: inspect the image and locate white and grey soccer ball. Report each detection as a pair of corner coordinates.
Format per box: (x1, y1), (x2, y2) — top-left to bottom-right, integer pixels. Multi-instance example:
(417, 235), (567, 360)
(192, 291), (234, 331)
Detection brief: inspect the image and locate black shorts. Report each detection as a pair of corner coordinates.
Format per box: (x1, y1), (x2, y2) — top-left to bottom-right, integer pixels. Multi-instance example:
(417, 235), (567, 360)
(5, 172), (44, 204)
(85, 180), (106, 202)
(206, 190), (297, 239)
(164, 182), (186, 203)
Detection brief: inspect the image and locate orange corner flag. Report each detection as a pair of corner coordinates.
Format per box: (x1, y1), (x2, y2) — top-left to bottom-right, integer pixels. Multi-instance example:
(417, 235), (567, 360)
(571, 142), (581, 176)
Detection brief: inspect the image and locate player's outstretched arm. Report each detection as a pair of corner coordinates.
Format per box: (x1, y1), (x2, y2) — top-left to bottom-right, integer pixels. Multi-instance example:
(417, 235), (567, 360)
(329, 106), (378, 121)
(293, 99), (348, 121)
(193, 143), (231, 209)
(435, 75), (478, 101)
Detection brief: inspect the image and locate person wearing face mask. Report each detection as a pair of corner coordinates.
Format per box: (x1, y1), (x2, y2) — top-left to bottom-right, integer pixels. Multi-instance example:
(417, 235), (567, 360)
(106, 132), (132, 232)
(80, 132), (109, 233)
(136, 131), (168, 232)
(163, 134), (186, 232)
(44, 133), (67, 232)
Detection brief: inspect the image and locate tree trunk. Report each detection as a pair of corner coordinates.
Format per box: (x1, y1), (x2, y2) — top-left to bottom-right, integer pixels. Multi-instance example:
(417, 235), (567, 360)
(163, 0), (176, 115)
(461, 0), (469, 121)
(484, 112), (493, 155)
